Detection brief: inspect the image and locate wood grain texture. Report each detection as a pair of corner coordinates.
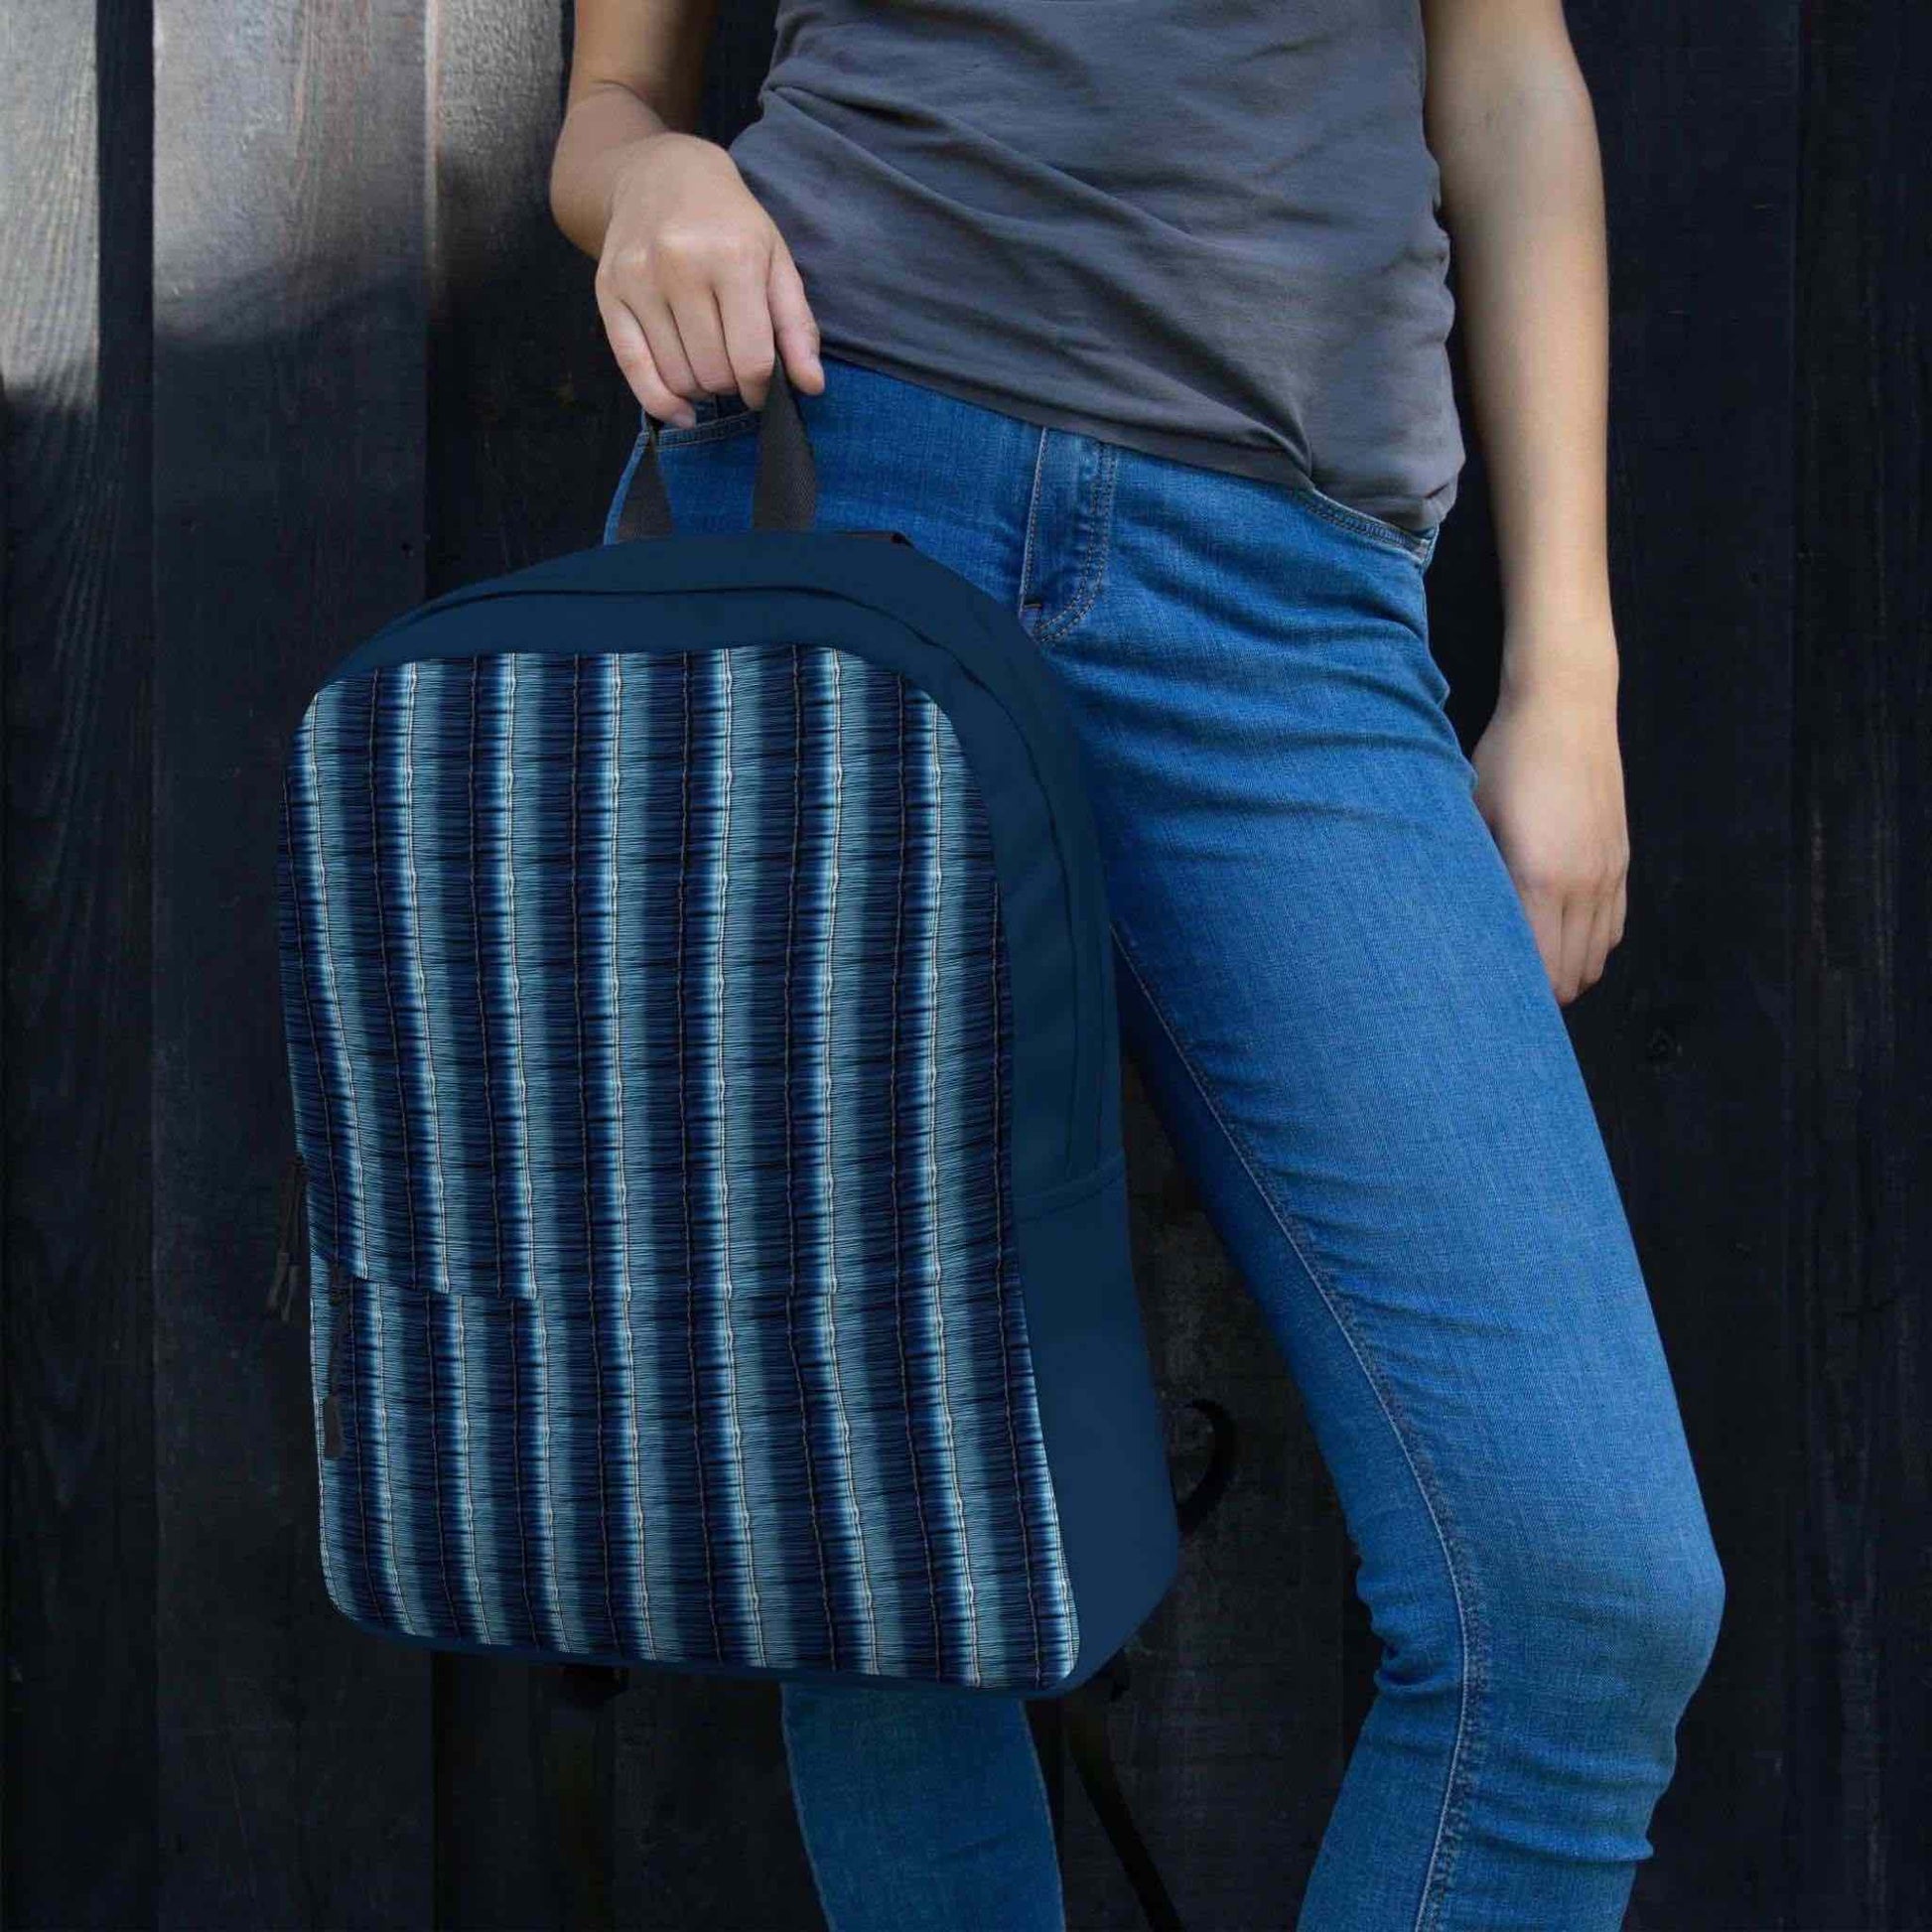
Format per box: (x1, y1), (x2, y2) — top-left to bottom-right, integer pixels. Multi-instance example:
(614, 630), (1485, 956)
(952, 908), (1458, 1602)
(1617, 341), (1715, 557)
(1792, 1), (1932, 1922)
(150, 1), (433, 1921)
(0, 0), (158, 1920)
(1567, 5), (1799, 1923)
(428, 0), (638, 587)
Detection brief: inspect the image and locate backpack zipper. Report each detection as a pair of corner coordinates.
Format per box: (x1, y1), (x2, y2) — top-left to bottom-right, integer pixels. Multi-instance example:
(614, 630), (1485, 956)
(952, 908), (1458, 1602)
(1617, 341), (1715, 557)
(265, 1152), (349, 1456)
(266, 1152), (309, 1320)
(321, 1262), (350, 1460)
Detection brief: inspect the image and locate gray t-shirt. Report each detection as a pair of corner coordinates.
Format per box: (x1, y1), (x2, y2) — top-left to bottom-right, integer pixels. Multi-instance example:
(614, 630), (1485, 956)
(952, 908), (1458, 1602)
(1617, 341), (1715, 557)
(729, 0), (1463, 534)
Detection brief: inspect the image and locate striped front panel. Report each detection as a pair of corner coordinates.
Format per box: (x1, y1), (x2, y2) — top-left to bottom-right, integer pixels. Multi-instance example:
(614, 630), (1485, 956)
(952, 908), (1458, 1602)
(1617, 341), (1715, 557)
(278, 644), (1077, 1690)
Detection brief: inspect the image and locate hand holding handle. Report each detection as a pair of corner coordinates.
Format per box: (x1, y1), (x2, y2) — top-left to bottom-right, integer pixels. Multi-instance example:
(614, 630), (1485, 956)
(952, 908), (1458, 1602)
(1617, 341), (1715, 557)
(613, 359), (817, 542)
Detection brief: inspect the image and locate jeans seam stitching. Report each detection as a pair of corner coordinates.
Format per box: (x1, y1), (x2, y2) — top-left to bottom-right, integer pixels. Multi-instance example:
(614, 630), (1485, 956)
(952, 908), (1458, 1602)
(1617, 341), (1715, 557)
(1299, 483), (1426, 557)
(1035, 444), (1117, 646)
(1108, 923), (1487, 1931)
(1293, 483), (1433, 564)
(1016, 427), (1052, 624)
(650, 412), (760, 450)
(1045, 445), (1113, 639)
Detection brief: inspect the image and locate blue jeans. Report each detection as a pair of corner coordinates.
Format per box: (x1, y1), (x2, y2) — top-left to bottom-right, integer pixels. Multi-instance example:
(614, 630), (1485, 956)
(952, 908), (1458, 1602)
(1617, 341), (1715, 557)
(602, 355), (1725, 1931)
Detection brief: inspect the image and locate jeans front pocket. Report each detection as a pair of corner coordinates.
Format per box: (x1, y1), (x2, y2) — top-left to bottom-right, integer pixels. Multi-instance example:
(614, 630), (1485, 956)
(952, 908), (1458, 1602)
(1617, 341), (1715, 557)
(611, 391), (766, 539)
(1290, 478), (1439, 568)
(647, 389), (761, 449)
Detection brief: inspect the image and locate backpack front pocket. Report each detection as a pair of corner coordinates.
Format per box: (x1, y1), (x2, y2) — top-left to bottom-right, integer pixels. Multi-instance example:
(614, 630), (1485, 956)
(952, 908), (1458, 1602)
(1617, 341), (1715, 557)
(307, 1229), (1078, 1689)
(310, 1259), (631, 1656)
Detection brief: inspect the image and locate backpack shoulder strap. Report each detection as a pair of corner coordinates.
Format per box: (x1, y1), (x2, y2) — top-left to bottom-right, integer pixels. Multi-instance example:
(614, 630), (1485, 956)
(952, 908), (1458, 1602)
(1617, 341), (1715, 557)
(538, 1663), (628, 1928)
(1050, 1395), (1241, 1931)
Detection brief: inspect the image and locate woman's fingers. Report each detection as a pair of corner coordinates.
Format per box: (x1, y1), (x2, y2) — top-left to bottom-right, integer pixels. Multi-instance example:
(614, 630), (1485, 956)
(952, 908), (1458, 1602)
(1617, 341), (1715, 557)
(1522, 885), (1568, 1003)
(664, 281), (737, 400)
(1524, 877), (1620, 1007)
(1569, 896), (1599, 1004)
(1558, 876), (1624, 1006)
(1548, 900), (1578, 1006)
(602, 233), (813, 426)
(595, 282), (695, 427)
(713, 248), (780, 406)
(638, 287), (710, 412)
(595, 135), (821, 415)
(767, 233), (826, 394)
(1589, 877), (1625, 987)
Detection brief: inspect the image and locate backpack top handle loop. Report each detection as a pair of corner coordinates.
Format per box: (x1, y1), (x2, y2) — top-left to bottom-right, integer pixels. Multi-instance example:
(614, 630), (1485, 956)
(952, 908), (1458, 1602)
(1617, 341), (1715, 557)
(612, 358), (818, 544)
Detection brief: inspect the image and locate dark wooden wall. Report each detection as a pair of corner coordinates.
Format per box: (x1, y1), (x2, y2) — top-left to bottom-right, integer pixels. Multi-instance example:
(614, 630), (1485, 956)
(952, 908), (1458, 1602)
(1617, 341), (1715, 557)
(2, 1), (1925, 1926)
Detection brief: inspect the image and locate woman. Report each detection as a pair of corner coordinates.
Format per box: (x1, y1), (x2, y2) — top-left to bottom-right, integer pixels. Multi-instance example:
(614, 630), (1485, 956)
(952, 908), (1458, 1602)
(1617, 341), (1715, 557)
(549, 2), (1725, 1926)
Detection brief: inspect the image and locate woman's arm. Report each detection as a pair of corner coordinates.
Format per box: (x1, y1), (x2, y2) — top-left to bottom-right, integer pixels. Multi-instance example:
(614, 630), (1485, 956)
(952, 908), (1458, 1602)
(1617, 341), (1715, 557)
(1423, 0), (1627, 1005)
(550, 0), (823, 422)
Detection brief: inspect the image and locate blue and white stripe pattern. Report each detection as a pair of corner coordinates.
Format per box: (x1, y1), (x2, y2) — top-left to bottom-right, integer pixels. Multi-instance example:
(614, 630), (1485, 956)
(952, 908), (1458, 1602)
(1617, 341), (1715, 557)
(278, 642), (1077, 1690)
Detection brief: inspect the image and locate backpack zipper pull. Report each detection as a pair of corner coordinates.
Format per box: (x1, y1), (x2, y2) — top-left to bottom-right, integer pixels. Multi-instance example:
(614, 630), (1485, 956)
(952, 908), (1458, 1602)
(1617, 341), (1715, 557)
(266, 1153), (308, 1320)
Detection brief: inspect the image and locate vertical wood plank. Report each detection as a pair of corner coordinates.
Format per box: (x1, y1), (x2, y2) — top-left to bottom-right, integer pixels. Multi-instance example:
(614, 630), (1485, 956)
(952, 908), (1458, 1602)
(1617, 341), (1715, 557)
(427, 0), (640, 590)
(1575, 5), (1798, 1921)
(1792, 2), (1932, 1923)
(0, 0), (158, 1920)
(150, 3), (433, 1920)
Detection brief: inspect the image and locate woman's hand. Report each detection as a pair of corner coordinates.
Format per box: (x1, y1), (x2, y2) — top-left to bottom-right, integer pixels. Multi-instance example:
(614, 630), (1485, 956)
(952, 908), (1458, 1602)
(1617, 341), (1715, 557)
(1469, 643), (1629, 1007)
(594, 130), (825, 425)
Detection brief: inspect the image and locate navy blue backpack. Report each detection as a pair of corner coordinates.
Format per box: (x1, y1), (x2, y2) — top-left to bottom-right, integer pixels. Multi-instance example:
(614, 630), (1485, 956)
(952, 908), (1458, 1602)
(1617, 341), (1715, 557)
(267, 367), (1238, 1926)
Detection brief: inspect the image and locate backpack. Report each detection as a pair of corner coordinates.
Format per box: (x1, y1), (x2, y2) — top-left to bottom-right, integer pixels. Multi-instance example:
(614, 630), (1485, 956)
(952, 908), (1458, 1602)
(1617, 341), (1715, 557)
(266, 364), (1194, 1705)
